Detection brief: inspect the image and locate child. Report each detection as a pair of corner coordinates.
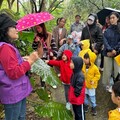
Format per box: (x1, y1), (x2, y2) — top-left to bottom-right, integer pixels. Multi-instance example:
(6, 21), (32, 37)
(108, 81), (120, 120)
(45, 50), (73, 110)
(78, 39), (91, 59)
(82, 52), (100, 116)
(69, 56), (86, 120)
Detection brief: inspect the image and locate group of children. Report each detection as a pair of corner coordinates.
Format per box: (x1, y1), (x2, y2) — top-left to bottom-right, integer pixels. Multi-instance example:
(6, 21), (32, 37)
(45, 36), (120, 120)
(45, 36), (100, 119)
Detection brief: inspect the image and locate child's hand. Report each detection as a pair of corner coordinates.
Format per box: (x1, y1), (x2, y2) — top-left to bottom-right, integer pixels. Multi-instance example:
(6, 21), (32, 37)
(50, 51), (53, 56)
(53, 57), (57, 60)
(90, 80), (94, 85)
(45, 60), (49, 64)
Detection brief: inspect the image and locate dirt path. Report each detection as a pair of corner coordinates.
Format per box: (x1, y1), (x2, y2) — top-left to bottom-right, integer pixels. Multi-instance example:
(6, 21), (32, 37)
(26, 72), (116, 120)
(49, 74), (116, 120)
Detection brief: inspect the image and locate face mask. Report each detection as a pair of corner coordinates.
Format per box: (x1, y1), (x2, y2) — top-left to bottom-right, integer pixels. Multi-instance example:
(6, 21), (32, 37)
(87, 19), (94, 25)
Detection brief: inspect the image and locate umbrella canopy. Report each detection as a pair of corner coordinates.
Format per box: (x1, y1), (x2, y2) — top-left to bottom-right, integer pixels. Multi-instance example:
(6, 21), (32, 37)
(16, 12), (54, 31)
(97, 7), (120, 25)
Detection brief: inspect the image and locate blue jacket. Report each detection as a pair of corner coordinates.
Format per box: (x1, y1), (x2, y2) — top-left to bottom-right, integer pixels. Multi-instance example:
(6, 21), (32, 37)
(103, 25), (120, 56)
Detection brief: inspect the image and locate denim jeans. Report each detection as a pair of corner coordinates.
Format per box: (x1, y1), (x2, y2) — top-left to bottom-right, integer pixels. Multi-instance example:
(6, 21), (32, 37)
(4, 98), (26, 120)
(84, 94), (96, 107)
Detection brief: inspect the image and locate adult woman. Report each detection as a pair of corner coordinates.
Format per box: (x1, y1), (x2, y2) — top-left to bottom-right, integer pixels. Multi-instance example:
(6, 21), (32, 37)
(32, 23), (58, 87)
(0, 13), (42, 120)
(81, 13), (103, 55)
(102, 12), (120, 91)
(32, 23), (58, 60)
(52, 17), (67, 48)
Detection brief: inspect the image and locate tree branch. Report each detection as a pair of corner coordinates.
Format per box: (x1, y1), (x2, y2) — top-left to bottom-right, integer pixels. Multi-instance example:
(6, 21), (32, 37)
(101, 0), (105, 9)
(48, 0), (57, 11)
(18, 0), (29, 14)
(50, 0), (64, 13)
(88, 0), (101, 10)
(30, 0), (37, 13)
(38, 0), (44, 12)
(11, 0), (15, 5)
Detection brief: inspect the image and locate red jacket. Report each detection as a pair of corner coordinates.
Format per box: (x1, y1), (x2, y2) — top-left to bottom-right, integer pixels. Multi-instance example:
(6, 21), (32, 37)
(69, 82), (85, 105)
(48, 50), (73, 84)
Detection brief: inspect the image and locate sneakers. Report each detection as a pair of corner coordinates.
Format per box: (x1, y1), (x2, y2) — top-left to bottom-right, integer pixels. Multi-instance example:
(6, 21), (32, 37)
(52, 85), (57, 89)
(84, 104), (89, 113)
(57, 73), (61, 77)
(91, 107), (97, 116)
(99, 67), (104, 72)
(66, 102), (71, 110)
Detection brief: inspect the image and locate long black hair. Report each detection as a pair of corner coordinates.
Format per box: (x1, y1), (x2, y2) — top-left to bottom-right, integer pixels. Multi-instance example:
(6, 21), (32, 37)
(36, 23), (48, 41)
(109, 12), (120, 23)
(109, 12), (120, 33)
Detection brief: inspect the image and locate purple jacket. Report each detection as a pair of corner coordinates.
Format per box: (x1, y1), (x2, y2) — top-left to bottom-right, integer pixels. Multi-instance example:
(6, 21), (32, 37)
(0, 42), (32, 104)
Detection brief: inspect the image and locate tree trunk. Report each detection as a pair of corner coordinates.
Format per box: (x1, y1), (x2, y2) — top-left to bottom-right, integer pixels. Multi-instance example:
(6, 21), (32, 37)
(41, 0), (46, 11)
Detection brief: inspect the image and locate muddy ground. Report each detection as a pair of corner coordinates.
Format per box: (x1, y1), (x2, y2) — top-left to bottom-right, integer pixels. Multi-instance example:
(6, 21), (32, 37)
(0, 72), (116, 120)
(25, 72), (116, 120)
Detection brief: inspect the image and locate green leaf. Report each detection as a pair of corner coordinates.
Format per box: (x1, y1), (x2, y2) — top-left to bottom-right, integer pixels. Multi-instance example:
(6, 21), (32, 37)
(36, 88), (49, 102)
(18, 31), (35, 42)
(35, 101), (73, 120)
(30, 77), (36, 87)
(31, 59), (61, 87)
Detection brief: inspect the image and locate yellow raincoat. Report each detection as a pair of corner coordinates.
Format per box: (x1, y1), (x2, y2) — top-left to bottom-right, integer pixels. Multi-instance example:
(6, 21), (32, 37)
(78, 39), (92, 59)
(114, 54), (120, 66)
(108, 108), (120, 120)
(82, 52), (100, 89)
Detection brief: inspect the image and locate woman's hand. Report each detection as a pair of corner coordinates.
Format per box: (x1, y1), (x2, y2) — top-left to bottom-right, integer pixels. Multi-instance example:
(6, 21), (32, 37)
(93, 49), (98, 54)
(59, 38), (66, 46)
(111, 50), (117, 56)
(27, 51), (39, 65)
(107, 50), (116, 57)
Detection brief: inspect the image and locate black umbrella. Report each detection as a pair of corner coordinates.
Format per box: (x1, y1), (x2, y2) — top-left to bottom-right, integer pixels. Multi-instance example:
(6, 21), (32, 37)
(97, 7), (120, 25)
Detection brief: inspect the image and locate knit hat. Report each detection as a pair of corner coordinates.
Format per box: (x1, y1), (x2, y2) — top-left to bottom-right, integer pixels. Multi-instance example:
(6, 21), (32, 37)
(0, 13), (17, 30)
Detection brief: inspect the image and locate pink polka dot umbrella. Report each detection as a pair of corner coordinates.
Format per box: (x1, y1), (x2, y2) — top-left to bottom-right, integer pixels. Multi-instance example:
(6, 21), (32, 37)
(16, 12), (54, 31)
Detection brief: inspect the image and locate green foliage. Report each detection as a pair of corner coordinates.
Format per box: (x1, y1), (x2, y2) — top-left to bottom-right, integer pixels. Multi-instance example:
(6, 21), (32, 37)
(30, 64), (72, 120)
(35, 101), (73, 120)
(14, 31), (34, 56)
(0, 104), (4, 119)
(30, 76), (36, 87)
(0, 0), (4, 8)
(31, 59), (61, 87)
(63, 0), (120, 25)
(46, 3), (65, 32)
(0, 8), (20, 20)
(36, 88), (49, 102)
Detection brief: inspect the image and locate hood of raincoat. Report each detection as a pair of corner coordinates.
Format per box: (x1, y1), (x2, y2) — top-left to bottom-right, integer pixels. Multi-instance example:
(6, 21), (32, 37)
(63, 50), (73, 62)
(80, 39), (90, 50)
(72, 56), (83, 73)
(88, 51), (97, 64)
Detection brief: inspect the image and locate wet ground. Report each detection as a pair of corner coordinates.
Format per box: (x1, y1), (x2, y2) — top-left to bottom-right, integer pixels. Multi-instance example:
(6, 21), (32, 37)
(25, 72), (116, 120)
(50, 77), (116, 120)
(0, 73), (115, 120)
